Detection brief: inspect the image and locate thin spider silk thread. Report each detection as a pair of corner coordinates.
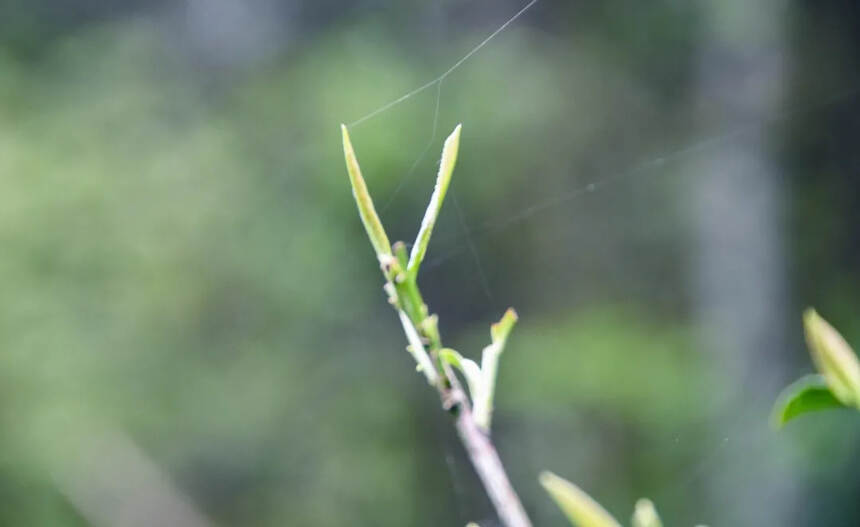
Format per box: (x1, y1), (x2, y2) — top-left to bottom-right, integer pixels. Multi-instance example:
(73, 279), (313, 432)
(347, 0), (541, 128)
(342, 0), (859, 276)
(343, 0), (541, 299)
(337, 2), (859, 517)
(452, 192), (493, 302)
(420, 83), (860, 272)
(381, 80), (444, 213)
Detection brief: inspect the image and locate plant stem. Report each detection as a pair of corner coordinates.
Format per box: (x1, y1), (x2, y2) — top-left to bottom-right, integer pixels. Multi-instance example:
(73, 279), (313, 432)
(453, 400), (533, 527)
(393, 273), (533, 527)
(343, 122), (529, 525)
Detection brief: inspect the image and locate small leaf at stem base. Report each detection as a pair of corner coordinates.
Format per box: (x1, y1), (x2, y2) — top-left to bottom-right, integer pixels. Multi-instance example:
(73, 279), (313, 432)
(772, 373), (849, 427)
(440, 348), (484, 404)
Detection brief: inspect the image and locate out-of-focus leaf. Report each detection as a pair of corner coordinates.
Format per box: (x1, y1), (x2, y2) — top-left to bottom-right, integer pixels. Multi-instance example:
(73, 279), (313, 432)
(539, 471), (622, 527)
(341, 124), (392, 259)
(772, 374), (848, 427)
(803, 308), (860, 407)
(631, 498), (662, 527)
(407, 124), (461, 275)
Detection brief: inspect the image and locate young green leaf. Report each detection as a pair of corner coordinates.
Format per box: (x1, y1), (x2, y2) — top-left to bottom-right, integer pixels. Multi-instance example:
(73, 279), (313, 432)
(491, 307), (518, 345)
(803, 308), (860, 407)
(632, 499), (663, 527)
(440, 348), (484, 404)
(772, 374), (848, 427)
(439, 348), (464, 369)
(407, 124), (462, 276)
(341, 124), (392, 259)
(474, 308), (519, 431)
(539, 471), (622, 527)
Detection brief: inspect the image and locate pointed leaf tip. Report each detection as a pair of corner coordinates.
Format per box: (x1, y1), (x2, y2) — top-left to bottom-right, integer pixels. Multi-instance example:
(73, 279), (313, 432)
(632, 499), (662, 527)
(407, 124), (463, 274)
(803, 308), (860, 407)
(539, 471), (622, 527)
(491, 308), (518, 344)
(341, 124), (392, 258)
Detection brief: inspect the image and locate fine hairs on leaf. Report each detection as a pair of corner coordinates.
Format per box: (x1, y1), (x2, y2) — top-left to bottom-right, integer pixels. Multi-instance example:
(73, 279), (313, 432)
(341, 125), (392, 260)
(408, 123), (461, 276)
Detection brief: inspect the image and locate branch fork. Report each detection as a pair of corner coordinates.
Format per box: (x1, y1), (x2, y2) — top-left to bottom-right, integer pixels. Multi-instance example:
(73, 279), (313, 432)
(340, 123), (532, 527)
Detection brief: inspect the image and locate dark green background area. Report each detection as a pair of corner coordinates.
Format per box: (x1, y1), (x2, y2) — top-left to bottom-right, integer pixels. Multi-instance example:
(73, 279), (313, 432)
(2, 1), (860, 525)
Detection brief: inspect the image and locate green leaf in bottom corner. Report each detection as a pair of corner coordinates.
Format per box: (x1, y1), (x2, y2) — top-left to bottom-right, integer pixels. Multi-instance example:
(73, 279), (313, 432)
(773, 374), (848, 427)
(539, 471), (622, 527)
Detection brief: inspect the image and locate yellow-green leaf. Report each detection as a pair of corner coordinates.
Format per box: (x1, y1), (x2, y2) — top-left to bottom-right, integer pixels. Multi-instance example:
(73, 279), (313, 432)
(490, 307), (518, 345)
(341, 124), (392, 259)
(407, 124), (461, 275)
(803, 308), (860, 407)
(539, 471), (622, 527)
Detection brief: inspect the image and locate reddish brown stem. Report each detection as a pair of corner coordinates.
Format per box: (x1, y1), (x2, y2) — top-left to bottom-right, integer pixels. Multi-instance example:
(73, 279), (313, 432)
(438, 362), (532, 527)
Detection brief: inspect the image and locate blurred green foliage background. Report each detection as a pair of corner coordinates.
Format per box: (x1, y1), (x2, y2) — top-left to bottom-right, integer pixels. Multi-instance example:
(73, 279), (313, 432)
(2, 1), (860, 526)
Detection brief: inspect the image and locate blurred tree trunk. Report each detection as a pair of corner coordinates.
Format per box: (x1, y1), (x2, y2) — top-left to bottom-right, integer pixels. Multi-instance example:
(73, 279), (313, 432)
(689, 1), (798, 524)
